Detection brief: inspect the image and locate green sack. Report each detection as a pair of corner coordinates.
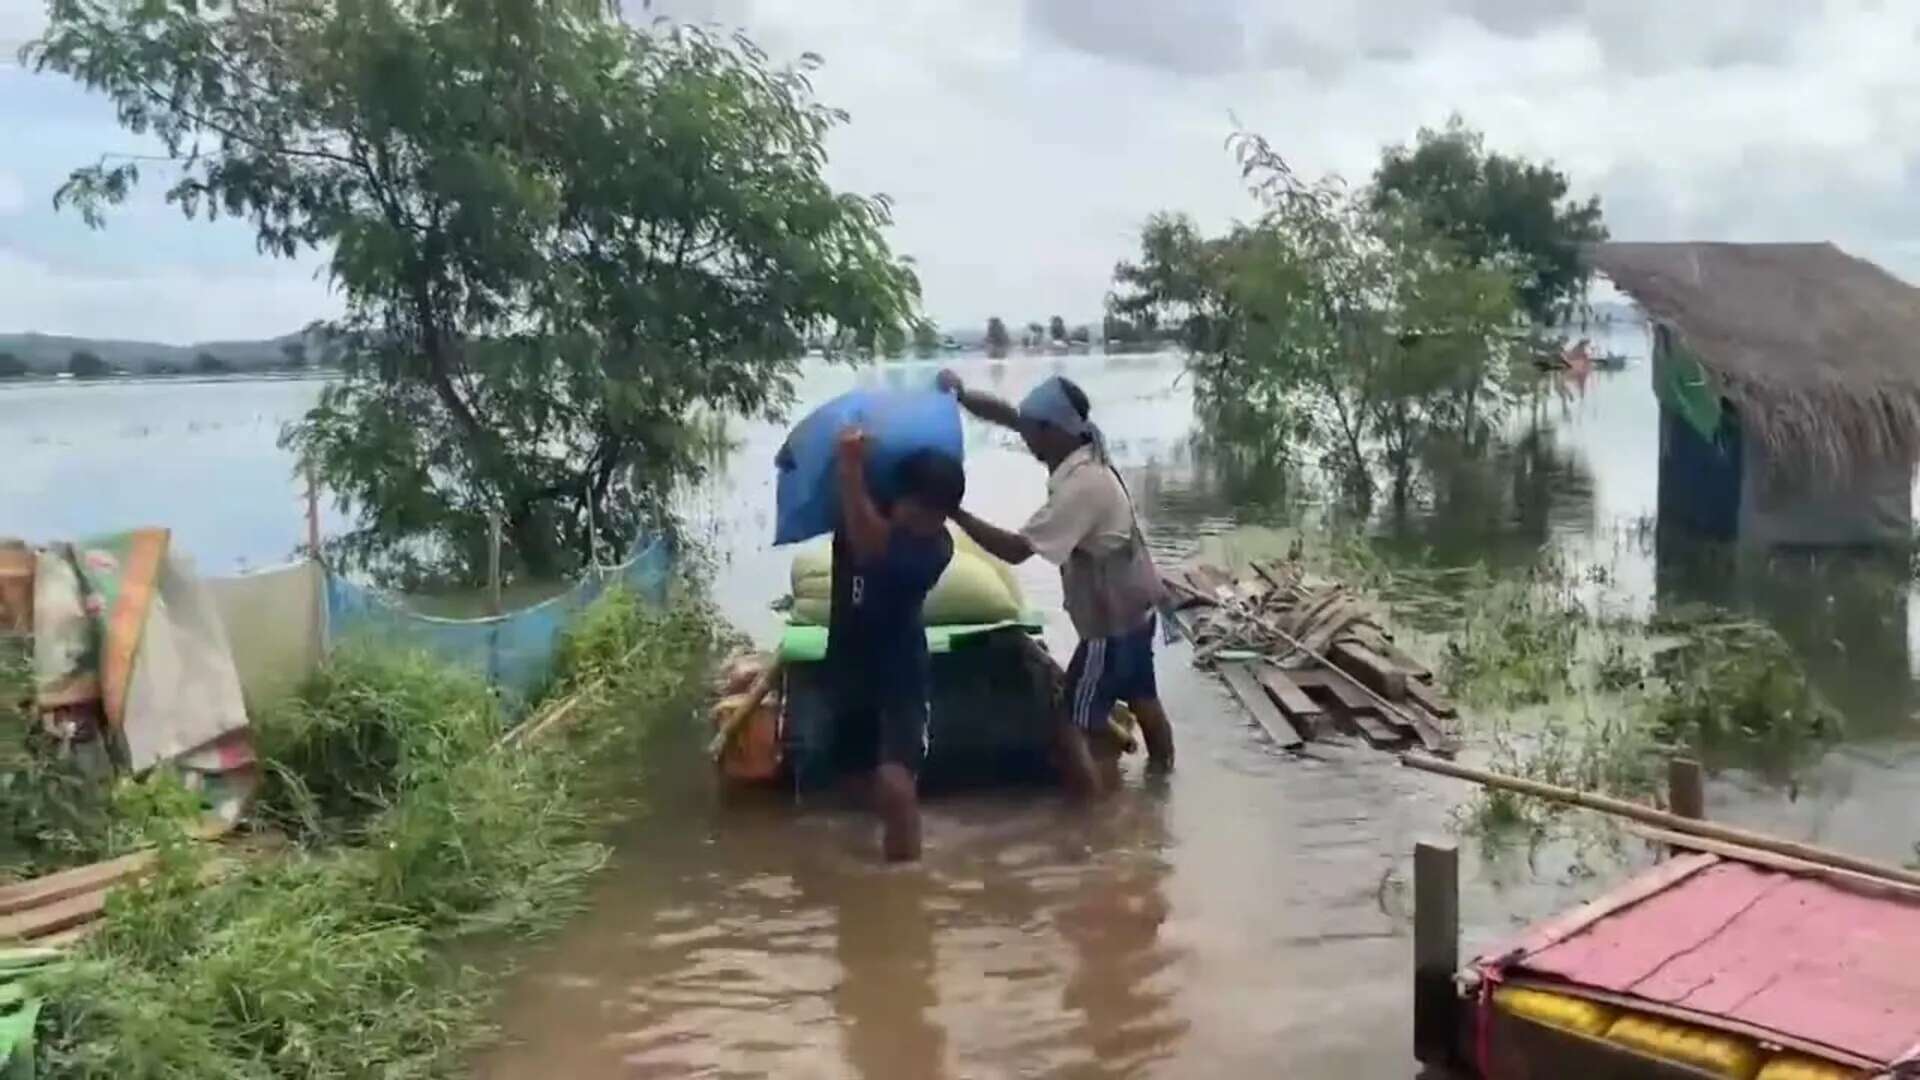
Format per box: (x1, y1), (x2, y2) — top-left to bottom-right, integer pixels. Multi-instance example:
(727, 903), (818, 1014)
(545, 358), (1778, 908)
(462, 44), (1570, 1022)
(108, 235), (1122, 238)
(789, 524), (1024, 627)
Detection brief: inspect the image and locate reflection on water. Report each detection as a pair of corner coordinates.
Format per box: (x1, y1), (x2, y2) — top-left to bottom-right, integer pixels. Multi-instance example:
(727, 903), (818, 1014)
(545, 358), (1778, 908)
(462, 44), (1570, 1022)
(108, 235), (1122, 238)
(8, 345), (1919, 1077)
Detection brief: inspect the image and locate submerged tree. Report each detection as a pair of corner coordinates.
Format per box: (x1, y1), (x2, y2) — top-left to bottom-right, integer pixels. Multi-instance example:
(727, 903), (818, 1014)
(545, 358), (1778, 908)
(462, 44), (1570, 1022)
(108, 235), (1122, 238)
(31, 0), (919, 585)
(1371, 117), (1607, 325)
(67, 350), (109, 379)
(1112, 133), (1519, 506)
(984, 316), (1010, 358)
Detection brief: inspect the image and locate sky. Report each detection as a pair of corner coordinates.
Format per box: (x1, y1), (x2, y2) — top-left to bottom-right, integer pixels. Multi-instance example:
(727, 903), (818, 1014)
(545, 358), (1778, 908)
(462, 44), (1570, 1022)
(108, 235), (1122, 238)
(5, 0), (1920, 343)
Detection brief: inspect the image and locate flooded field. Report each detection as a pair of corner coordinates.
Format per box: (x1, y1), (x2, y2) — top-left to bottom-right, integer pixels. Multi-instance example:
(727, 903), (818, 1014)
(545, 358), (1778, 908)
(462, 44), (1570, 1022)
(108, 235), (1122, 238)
(5, 340), (1918, 1077)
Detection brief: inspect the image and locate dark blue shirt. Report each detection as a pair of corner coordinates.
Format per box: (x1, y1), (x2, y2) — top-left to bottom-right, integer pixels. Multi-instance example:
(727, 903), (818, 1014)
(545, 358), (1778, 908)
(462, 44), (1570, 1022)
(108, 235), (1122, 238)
(824, 527), (953, 700)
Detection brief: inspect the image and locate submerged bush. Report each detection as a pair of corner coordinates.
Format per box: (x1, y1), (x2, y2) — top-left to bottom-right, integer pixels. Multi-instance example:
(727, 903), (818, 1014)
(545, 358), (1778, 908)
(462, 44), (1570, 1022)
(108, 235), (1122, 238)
(1440, 568), (1584, 707)
(252, 646), (501, 844)
(0, 638), (120, 880)
(31, 589), (718, 1078)
(1644, 614), (1840, 770)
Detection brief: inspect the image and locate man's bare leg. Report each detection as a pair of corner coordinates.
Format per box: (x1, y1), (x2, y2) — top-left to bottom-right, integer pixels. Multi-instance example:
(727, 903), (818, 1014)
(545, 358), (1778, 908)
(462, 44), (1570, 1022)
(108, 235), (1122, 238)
(1056, 721), (1106, 800)
(1128, 696), (1174, 771)
(874, 762), (922, 862)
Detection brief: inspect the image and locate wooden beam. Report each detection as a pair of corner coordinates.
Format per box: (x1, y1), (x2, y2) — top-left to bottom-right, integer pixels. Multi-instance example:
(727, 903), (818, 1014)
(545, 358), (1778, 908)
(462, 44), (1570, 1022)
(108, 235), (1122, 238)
(1330, 640), (1408, 701)
(1256, 664), (1325, 739)
(0, 888), (107, 942)
(1405, 677), (1457, 718)
(0, 852), (152, 917)
(1220, 662), (1303, 749)
(1414, 840), (1460, 1066)
(1667, 757), (1705, 821)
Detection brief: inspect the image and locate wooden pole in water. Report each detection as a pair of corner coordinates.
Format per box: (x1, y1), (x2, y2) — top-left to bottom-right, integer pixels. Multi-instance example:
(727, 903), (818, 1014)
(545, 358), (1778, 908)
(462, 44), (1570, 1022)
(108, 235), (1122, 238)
(1402, 753), (1920, 889)
(1667, 756), (1705, 821)
(1413, 840), (1460, 1066)
(304, 459), (321, 559)
(487, 512), (503, 616)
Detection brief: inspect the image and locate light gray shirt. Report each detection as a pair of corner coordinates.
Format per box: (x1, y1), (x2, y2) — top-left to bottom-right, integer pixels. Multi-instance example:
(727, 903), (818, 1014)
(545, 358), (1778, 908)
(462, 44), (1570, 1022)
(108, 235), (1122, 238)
(1020, 445), (1159, 639)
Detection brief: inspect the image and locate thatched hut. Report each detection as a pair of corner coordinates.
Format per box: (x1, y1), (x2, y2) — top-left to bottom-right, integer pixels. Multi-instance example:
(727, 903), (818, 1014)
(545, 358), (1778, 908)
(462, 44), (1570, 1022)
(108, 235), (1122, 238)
(1592, 241), (1920, 546)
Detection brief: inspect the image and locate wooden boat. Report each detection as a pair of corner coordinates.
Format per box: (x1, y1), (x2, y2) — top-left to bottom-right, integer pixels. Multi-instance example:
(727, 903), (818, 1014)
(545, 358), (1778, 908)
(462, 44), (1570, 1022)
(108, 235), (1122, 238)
(712, 618), (1078, 795)
(1412, 816), (1919, 1079)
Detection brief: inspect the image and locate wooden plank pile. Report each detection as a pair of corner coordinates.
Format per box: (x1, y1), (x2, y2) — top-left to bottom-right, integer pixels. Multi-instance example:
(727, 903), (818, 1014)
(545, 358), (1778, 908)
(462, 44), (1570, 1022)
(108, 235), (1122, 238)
(1163, 558), (1460, 756)
(0, 853), (154, 947)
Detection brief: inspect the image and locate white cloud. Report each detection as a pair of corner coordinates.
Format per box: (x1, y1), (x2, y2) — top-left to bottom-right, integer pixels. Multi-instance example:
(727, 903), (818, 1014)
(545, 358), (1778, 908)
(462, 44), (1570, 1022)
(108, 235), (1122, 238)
(0, 248), (337, 345)
(8, 0), (1920, 339)
(0, 170), (24, 215)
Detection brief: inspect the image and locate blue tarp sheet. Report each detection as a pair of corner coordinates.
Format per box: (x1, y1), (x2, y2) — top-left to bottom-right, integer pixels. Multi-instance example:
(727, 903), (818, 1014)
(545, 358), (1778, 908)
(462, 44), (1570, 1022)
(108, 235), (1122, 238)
(323, 534), (672, 704)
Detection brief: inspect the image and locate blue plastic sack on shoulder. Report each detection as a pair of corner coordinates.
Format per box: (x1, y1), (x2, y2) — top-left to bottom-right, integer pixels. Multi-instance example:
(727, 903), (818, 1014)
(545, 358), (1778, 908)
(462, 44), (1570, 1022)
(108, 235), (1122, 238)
(773, 388), (963, 545)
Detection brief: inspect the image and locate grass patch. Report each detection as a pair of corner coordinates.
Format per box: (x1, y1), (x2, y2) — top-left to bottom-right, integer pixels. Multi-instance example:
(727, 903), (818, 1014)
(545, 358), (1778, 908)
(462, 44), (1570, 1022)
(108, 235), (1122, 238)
(25, 588), (719, 1079)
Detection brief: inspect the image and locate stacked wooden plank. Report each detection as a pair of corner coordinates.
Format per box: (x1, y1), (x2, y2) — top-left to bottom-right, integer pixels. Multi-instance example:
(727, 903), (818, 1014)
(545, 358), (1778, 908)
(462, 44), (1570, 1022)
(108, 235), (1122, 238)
(1163, 559), (1459, 756)
(0, 853), (154, 946)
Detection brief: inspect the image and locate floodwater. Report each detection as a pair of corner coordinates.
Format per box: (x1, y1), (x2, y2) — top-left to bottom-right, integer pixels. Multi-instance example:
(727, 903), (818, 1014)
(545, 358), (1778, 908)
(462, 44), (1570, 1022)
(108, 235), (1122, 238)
(5, 338), (1919, 1077)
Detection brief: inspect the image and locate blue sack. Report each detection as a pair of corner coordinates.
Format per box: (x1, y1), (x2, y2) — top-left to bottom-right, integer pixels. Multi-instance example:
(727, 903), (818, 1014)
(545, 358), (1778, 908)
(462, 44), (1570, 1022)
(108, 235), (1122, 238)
(773, 388), (963, 545)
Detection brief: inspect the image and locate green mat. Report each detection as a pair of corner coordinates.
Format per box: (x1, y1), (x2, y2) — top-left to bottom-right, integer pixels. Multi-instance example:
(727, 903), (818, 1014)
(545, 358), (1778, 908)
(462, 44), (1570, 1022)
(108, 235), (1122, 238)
(778, 611), (1046, 663)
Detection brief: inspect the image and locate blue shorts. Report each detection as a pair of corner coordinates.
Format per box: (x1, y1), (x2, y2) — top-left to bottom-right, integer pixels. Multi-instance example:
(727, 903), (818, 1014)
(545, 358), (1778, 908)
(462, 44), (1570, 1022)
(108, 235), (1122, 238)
(1064, 615), (1158, 732)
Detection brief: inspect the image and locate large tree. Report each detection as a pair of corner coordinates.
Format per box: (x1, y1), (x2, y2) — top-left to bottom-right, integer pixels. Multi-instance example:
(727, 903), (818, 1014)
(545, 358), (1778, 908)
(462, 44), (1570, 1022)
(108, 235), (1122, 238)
(1113, 134), (1518, 506)
(1371, 117), (1606, 325)
(31, 0), (919, 585)
(984, 316), (1009, 358)
(67, 350), (109, 379)
(0, 353), (27, 379)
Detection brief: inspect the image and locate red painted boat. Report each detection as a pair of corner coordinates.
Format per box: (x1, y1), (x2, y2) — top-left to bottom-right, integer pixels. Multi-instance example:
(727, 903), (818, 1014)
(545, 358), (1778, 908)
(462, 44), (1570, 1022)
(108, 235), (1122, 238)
(1452, 851), (1920, 1078)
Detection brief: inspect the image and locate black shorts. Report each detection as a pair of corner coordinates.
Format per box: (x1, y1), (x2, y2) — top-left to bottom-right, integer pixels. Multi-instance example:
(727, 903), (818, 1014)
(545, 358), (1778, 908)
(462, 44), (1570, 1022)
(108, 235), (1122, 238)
(1065, 614), (1159, 732)
(830, 688), (930, 775)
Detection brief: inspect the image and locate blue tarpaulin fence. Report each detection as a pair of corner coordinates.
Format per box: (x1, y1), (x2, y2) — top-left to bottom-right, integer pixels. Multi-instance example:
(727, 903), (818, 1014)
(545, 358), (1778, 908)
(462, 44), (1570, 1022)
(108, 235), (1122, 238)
(323, 534), (673, 705)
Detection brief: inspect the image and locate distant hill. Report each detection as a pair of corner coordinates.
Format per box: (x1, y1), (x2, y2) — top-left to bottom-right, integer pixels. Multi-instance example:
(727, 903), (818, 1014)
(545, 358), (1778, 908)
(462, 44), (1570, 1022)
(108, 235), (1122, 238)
(0, 329), (331, 375)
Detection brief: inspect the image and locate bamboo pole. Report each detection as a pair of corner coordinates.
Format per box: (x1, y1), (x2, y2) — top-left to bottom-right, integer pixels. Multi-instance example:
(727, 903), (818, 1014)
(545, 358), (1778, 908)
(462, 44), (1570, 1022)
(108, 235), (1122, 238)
(1629, 825), (1920, 905)
(1402, 752), (1920, 890)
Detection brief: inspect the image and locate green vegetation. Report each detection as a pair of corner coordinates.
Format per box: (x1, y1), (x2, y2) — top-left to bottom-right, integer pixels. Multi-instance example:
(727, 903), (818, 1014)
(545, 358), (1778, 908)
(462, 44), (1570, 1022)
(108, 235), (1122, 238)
(32, 1), (920, 590)
(65, 351), (108, 379)
(1, 638), (122, 881)
(984, 317), (1010, 358)
(191, 353), (229, 375)
(912, 321), (941, 359)
(1372, 117), (1609, 326)
(1422, 562), (1840, 837)
(1113, 131), (1522, 508)
(16, 588), (717, 1077)
(0, 353), (27, 379)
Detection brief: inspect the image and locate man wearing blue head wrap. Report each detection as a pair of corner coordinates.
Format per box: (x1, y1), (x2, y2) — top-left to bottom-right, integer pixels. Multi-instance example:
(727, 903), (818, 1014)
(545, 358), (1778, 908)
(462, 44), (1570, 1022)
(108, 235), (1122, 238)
(935, 369), (1175, 795)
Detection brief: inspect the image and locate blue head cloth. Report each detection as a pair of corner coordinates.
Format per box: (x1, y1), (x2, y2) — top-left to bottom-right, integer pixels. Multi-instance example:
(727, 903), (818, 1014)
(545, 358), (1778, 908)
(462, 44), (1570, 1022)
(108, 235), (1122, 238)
(1017, 376), (1105, 461)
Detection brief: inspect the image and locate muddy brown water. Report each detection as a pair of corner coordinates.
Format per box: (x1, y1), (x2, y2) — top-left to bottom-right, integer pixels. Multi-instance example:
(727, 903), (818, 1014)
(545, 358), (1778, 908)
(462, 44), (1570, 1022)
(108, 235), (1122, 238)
(4, 348), (1915, 1077)
(472, 344), (1920, 1078)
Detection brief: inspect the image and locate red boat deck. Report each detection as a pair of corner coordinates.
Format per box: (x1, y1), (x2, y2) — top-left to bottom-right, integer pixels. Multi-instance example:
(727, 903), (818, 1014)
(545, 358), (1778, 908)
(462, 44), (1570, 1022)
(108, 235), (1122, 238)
(1478, 853), (1920, 1069)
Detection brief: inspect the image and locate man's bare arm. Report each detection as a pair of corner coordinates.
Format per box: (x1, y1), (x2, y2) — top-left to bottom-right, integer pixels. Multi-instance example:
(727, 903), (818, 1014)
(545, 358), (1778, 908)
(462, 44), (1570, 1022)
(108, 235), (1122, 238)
(937, 370), (1023, 431)
(951, 508), (1034, 565)
(836, 428), (891, 562)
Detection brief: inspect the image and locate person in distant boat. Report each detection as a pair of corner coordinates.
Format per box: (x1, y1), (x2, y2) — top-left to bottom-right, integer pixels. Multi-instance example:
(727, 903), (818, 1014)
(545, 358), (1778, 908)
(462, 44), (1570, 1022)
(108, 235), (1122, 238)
(826, 427), (963, 861)
(934, 370), (1174, 796)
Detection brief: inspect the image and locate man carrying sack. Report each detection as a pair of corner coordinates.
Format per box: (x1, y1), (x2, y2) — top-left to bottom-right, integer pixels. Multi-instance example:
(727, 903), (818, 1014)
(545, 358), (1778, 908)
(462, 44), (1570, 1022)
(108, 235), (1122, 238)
(935, 370), (1174, 797)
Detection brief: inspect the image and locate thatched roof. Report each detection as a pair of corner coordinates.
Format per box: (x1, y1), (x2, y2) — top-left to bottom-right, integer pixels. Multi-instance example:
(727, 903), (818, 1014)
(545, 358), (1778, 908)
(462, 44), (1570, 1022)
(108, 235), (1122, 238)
(1592, 241), (1920, 473)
